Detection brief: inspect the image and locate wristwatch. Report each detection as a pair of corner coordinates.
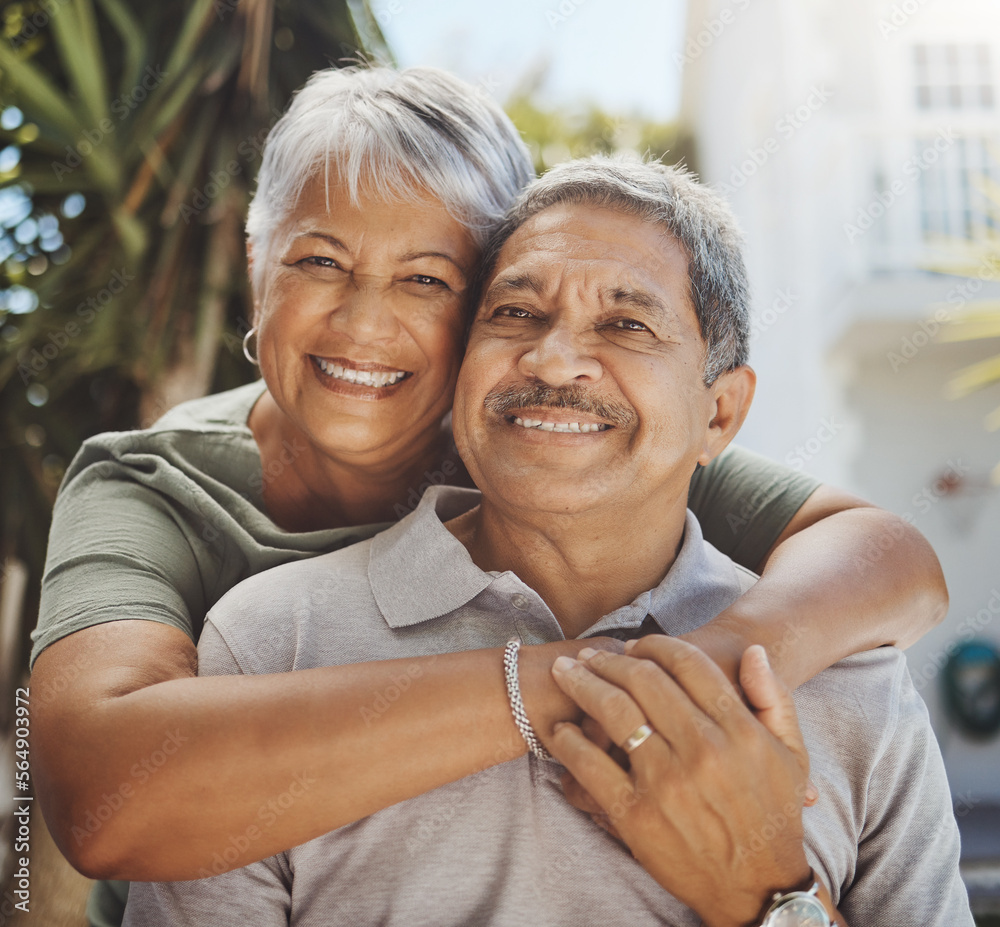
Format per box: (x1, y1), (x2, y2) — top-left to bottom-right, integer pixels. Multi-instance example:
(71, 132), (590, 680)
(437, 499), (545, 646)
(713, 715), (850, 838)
(758, 880), (832, 926)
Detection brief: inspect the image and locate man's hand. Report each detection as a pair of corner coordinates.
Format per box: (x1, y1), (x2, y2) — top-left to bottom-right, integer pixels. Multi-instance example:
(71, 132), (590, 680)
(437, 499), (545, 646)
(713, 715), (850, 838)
(548, 636), (813, 927)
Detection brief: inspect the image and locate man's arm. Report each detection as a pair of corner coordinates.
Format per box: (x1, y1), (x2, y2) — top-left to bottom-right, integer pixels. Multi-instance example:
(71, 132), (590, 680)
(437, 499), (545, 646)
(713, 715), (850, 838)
(31, 619), (600, 880)
(548, 638), (849, 927)
(685, 485), (948, 689)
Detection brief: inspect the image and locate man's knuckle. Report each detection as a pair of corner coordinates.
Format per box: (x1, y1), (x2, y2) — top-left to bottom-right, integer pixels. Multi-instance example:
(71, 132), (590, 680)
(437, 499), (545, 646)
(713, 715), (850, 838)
(669, 645), (707, 677)
(597, 688), (633, 720)
(691, 733), (727, 775)
(629, 658), (663, 687)
(728, 709), (759, 740)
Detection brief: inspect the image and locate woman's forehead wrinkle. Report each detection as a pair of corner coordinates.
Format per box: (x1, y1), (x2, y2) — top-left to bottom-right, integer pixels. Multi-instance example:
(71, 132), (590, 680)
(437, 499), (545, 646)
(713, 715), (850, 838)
(298, 231), (349, 250)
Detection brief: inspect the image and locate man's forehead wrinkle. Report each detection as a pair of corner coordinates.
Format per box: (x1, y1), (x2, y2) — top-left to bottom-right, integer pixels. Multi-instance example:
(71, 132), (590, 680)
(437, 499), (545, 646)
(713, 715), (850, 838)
(604, 285), (668, 316)
(484, 270), (548, 301)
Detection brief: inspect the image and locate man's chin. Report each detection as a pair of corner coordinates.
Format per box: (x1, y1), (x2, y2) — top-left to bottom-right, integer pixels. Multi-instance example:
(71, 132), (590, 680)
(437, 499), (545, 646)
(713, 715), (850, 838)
(477, 469), (626, 517)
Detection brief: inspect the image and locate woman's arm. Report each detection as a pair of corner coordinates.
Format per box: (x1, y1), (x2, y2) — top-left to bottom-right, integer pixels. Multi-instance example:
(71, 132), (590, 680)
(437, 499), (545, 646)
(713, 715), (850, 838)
(684, 484), (948, 689)
(31, 619), (598, 881)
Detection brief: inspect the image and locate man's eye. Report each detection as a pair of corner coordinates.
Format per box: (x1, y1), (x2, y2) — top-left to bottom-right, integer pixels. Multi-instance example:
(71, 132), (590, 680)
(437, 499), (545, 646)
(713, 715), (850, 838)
(612, 318), (652, 333)
(493, 306), (535, 320)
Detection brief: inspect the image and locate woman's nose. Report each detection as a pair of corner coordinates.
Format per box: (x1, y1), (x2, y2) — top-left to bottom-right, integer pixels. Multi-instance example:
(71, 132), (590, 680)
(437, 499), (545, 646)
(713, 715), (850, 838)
(329, 274), (400, 343)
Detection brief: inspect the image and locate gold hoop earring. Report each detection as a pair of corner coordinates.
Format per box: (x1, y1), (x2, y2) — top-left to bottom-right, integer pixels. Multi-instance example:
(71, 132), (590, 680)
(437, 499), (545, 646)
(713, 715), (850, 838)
(242, 327), (259, 366)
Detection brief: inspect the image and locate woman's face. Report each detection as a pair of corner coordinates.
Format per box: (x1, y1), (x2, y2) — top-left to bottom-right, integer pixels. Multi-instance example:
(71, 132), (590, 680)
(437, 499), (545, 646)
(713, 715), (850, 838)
(253, 173), (479, 465)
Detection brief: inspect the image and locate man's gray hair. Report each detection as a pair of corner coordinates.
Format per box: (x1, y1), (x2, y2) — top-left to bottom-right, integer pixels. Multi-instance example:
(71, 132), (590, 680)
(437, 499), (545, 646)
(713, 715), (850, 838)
(477, 155), (750, 384)
(245, 66), (535, 293)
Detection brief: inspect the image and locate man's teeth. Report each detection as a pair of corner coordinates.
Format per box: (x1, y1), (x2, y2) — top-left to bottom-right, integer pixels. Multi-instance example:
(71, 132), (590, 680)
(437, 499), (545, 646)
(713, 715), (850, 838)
(315, 358), (407, 387)
(512, 416), (607, 433)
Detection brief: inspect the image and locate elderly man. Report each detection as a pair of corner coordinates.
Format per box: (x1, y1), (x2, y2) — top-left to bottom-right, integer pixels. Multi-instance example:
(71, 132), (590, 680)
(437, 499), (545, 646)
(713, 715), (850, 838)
(123, 157), (971, 927)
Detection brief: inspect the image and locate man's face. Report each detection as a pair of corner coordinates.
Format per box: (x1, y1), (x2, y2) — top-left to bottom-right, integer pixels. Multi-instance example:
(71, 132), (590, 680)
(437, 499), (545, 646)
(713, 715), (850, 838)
(454, 202), (741, 521)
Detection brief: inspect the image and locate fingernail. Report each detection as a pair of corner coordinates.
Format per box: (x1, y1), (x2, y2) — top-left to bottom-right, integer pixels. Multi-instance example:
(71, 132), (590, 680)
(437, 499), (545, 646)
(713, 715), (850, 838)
(578, 647), (598, 660)
(624, 639), (636, 652)
(553, 656), (578, 673)
(757, 645), (771, 669)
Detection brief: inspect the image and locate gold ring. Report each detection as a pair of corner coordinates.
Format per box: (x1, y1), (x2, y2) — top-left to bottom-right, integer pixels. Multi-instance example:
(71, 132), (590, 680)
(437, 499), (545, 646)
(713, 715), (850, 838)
(622, 723), (655, 754)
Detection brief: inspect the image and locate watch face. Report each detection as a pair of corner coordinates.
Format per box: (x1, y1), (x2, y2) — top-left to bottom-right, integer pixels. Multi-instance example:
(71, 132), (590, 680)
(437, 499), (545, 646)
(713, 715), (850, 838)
(768, 894), (830, 926)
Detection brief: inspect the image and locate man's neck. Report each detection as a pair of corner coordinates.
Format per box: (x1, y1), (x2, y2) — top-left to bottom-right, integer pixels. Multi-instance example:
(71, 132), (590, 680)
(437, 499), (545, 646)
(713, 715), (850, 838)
(447, 493), (689, 640)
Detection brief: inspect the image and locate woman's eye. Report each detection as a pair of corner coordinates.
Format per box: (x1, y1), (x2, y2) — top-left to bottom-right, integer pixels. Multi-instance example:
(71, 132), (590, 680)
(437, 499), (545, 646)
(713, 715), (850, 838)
(410, 274), (447, 288)
(298, 256), (341, 270)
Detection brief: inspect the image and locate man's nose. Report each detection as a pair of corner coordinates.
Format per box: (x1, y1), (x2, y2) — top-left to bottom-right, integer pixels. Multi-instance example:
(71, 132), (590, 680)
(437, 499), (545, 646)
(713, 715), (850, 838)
(329, 274), (400, 342)
(517, 324), (602, 388)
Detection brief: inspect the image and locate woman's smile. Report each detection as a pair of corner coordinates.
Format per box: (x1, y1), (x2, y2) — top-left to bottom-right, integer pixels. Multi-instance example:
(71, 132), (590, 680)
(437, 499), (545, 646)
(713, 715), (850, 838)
(309, 355), (412, 396)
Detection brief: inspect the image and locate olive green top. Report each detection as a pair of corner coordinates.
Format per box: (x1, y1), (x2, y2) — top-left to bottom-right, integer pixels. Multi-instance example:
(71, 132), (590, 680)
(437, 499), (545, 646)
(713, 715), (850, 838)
(31, 379), (819, 667)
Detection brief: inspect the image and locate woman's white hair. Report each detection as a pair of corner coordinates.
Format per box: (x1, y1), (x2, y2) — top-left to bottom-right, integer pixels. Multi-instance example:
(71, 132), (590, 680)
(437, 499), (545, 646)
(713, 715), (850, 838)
(245, 65), (535, 293)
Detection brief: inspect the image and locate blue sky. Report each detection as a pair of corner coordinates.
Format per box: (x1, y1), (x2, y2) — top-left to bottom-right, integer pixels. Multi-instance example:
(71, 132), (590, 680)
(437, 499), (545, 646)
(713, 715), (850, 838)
(377, 0), (686, 120)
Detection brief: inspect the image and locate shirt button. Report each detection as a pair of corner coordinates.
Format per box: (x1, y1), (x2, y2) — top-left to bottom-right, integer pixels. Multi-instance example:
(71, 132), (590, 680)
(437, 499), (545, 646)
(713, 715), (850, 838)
(511, 594), (529, 610)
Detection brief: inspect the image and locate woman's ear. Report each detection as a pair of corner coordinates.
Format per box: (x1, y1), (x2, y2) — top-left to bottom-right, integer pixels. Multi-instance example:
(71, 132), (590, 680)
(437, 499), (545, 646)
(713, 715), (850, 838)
(246, 243), (260, 326)
(698, 365), (756, 466)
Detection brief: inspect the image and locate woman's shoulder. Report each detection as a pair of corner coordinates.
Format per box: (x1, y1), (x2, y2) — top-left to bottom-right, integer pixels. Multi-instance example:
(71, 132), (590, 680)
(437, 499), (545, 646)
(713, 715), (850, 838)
(146, 379), (267, 435)
(62, 381), (267, 501)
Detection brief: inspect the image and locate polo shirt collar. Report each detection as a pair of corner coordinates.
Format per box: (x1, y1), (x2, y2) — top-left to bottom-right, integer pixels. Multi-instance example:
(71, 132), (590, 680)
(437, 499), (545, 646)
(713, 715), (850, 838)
(643, 510), (751, 638)
(369, 486), (492, 628)
(369, 485), (749, 636)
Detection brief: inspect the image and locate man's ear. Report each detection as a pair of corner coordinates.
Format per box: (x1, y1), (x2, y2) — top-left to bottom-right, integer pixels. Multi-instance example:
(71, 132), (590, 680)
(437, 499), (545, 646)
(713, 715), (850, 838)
(698, 365), (756, 466)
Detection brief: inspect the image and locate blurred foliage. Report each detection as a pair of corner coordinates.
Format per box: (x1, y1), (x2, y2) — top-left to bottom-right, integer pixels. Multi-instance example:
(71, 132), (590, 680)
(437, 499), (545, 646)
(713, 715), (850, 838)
(505, 85), (694, 177)
(0, 0), (388, 671)
(932, 174), (1000, 481)
(0, 2), (692, 677)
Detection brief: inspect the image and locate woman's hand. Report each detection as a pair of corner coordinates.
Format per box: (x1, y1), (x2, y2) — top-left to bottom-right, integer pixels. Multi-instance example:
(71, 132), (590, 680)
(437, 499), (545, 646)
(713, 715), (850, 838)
(547, 636), (814, 927)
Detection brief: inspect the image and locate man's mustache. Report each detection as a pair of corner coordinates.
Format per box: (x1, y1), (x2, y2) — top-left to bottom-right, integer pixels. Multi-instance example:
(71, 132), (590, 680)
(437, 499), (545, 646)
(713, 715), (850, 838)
(483, 384), (636, 428)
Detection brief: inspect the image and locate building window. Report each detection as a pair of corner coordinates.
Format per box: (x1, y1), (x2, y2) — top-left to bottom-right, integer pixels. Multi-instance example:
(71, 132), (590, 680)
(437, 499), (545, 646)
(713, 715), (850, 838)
(914, 44), (994, 110)
(919, 137), (1000, 240)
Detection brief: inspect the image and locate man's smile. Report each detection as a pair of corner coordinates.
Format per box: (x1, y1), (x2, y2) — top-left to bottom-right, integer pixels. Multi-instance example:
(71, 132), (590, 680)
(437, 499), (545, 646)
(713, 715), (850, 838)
(482, 383), (635, 431)
(510, 415), (610, 433)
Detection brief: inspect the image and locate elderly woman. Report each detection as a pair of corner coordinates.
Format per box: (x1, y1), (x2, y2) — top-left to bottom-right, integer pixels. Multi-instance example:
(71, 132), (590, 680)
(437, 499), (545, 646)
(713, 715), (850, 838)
(30, 66), (943, 923)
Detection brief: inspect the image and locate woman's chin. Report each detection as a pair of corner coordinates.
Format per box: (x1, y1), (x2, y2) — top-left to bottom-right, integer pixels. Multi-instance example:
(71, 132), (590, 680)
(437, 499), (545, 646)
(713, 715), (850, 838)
(303, 410), (445, 465)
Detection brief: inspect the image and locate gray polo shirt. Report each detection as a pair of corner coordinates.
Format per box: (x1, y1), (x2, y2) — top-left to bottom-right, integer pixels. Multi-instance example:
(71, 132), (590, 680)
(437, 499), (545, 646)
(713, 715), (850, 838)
(123, 487), (972, 927)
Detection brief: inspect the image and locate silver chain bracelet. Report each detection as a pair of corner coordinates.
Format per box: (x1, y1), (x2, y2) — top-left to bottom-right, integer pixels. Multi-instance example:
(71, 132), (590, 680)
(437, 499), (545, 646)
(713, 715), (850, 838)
(503, 639), (553, 761)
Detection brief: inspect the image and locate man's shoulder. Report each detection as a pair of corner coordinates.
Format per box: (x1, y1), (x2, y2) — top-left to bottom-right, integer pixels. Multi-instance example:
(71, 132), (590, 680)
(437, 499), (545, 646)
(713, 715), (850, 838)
(796, 647), (914, 779)
(209, 537), (376, 628)
(798, 647), (909, 716)
(203, 486), (482, 672)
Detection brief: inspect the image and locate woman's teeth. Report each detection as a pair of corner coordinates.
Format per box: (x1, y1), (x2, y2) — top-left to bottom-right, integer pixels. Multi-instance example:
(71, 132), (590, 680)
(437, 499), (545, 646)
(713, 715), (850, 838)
(315, 358), (407, 387)
(512, 416), (608, 433)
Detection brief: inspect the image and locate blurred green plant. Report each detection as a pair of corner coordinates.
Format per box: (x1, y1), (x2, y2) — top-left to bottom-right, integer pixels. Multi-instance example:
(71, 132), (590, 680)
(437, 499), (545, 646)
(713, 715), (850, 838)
(933, 174), (1000, 482)
(0, 0), (388, 670)
(504, 77), (694, 176)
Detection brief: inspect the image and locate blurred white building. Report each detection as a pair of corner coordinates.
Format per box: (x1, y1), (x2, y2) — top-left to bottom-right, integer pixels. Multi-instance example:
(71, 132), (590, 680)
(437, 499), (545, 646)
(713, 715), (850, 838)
(679, 0), (1000, 845)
